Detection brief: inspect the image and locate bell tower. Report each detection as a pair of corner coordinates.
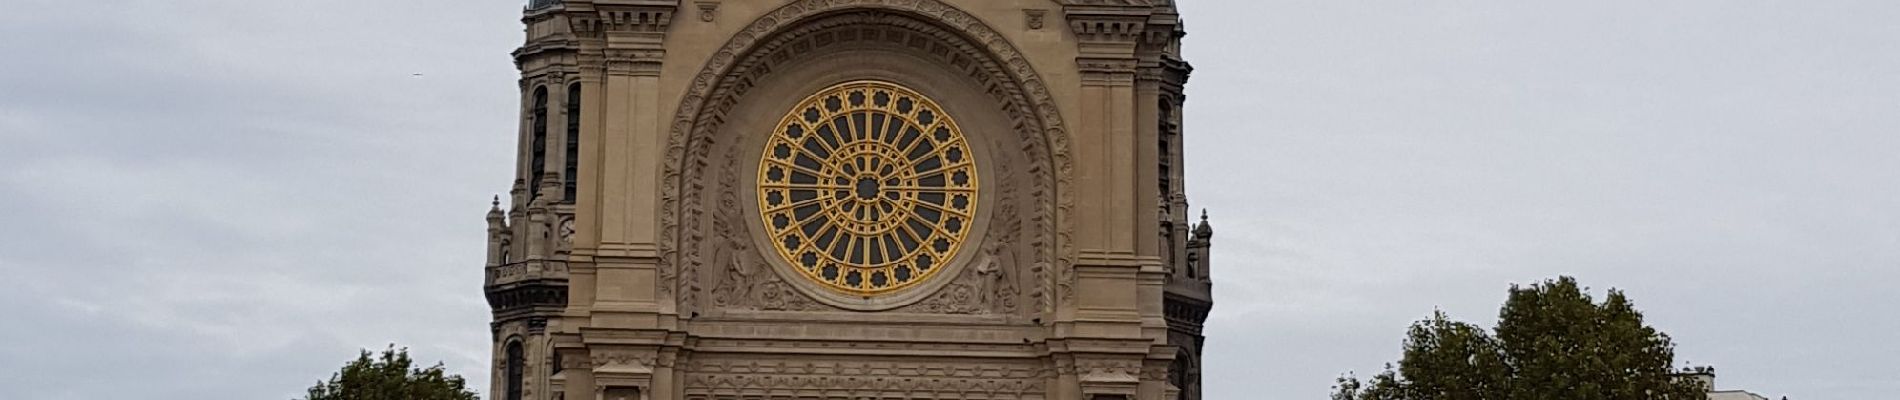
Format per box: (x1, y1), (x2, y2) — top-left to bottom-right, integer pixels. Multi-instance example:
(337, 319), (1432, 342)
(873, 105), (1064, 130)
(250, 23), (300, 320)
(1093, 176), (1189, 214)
(482, 1), (1217, 399)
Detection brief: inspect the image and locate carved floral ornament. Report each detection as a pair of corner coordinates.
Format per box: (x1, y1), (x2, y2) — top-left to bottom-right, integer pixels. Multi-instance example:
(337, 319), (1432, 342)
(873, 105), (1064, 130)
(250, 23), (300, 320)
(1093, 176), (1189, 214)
(661, 0), (1076, 314)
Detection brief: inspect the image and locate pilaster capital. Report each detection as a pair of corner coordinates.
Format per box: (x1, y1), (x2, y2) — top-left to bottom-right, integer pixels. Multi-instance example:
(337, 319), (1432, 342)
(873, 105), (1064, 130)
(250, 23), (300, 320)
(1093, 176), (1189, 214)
(569, 2), (680, 35)
(604, 48), (666, 75)
(1065, 2), (1149, 82)
(1064, 11), (1148, 56)
(1078, 57), (1139, 74)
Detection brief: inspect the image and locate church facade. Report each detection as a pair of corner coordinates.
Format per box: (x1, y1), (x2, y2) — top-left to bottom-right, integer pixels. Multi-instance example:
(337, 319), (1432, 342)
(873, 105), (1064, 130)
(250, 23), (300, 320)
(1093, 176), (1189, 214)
(481, 1), (1215, 399)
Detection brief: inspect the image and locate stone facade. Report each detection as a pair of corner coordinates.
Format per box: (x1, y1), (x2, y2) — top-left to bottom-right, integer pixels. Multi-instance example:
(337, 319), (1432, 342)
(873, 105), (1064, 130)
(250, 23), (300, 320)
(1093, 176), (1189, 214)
(482, 1), (1214, 399)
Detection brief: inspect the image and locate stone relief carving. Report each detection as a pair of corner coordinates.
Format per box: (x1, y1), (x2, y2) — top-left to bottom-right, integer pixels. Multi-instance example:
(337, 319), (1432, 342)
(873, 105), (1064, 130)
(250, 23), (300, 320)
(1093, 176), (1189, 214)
(974, 241), (1017, 312)
(558, 351), (592, 370)
(706, 233), (759, 308)
(899, 160), (1024, 315)
(557, 217), (574, 254)
(660, 0), (1076, 320)
(709, 151), (828, 312)
(590, 350), (658, 370)
(695, 1), (719, 22)
(904, 266), (983, 314)
(904, 241), (1020, 315)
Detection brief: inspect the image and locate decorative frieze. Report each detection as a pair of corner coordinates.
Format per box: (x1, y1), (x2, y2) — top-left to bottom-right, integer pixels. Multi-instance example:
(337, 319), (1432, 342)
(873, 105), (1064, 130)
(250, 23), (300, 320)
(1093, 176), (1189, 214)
(683, 358), (1049, 399)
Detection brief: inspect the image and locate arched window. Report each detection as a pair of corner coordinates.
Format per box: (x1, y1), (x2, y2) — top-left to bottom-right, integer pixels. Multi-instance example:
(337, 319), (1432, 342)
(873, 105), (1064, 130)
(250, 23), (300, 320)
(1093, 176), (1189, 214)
(504, 340), (525, 400)
(564, 83), (581, 203)
(1170, 350), (1194, 400)
(530, 87), (550, 201)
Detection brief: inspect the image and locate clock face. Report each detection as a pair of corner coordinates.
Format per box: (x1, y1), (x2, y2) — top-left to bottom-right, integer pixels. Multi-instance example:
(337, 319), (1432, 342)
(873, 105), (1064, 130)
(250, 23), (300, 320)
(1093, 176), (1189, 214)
(757, 80), (980, 295)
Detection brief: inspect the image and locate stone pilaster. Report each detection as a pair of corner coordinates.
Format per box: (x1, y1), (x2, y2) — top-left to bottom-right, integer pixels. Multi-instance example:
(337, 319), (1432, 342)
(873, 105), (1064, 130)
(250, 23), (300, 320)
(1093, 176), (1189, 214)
(1061, 4), (1166, 399)
(570, 4), (681, 400)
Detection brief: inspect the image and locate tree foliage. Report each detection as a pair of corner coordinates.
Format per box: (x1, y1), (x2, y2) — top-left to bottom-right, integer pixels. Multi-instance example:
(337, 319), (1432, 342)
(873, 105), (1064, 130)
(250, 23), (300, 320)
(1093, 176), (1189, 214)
(1331, 277), (1705, 400)
(302, 345), (479, 400)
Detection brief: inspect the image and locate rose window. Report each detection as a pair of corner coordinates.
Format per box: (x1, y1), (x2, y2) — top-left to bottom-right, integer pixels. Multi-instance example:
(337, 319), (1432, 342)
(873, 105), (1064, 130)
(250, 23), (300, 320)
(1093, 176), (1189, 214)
(757, 80), (979, 295)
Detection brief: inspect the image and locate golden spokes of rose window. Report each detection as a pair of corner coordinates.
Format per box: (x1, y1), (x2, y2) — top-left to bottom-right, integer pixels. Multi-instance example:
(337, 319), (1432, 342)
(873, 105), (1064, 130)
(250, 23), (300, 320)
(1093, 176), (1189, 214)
(757, 81), (979, 296)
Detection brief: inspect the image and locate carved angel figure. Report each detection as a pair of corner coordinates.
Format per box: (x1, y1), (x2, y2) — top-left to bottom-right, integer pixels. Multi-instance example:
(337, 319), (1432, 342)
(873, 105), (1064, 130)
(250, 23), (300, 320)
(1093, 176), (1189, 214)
(974, 241), (1017, 312)
(710, 235), (758, 307)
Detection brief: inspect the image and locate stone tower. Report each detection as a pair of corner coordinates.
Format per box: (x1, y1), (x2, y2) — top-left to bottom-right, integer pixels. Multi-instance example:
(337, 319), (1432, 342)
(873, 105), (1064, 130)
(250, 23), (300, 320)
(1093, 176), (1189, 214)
(483, 1), (1215, 399)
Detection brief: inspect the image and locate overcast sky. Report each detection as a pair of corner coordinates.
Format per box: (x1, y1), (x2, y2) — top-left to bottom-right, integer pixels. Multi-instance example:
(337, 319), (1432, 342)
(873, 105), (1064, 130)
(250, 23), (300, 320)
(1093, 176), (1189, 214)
(2, 0), (1895, 399)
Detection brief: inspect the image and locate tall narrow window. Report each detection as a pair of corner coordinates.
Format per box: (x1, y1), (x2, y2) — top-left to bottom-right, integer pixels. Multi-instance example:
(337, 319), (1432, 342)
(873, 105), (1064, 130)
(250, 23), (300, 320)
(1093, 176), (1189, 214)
(1158, 100), (1175, 200)
(564, 83), (581, 203)
(530, 87), (550, 201)
(504, 341), (525, 400)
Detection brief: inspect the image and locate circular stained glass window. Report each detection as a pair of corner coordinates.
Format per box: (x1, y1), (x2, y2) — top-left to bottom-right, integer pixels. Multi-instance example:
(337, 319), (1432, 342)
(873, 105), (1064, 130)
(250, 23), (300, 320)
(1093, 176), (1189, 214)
(758, 80), (979, 295)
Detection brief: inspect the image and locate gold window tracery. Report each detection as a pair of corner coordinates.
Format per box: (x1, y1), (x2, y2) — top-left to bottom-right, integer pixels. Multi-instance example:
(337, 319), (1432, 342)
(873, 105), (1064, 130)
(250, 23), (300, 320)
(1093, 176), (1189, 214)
(757, 80), (980, 296)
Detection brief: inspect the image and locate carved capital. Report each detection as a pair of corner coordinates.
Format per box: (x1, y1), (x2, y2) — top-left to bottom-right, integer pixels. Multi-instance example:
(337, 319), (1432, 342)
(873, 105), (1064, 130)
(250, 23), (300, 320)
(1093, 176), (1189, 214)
(604, 49), (665, 75)
(527, 317), (549, 333)
(1078, 57), (1139, 73)
(1079, 57), (1139, 84)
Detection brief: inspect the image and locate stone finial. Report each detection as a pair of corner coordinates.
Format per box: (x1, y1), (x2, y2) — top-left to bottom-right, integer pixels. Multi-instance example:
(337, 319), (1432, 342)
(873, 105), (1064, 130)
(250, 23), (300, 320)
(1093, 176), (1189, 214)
(1193, 209), (1213, 238)
(488, 195), (509, 223)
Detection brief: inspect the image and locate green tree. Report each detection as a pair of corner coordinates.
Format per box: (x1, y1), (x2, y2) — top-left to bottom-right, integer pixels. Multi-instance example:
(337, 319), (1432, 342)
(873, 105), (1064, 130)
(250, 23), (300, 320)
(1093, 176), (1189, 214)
(1331, 277), (1705, 400)
(302, 345), (479, 400)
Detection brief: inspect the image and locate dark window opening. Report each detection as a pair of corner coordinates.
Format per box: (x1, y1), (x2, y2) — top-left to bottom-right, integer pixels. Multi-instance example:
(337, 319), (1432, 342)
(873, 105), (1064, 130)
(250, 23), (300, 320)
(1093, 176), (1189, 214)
(1171, 351), (1197, 400)
(1158, 100), (1175, 201)
(530, 87), (550, 201)
(564, 83), (581, 203)
(504, 341), (525, 400)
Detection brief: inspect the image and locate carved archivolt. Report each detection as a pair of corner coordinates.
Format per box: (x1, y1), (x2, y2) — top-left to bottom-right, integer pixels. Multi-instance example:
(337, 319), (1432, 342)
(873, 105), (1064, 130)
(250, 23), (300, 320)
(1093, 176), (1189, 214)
(664, 0), (1074, 316)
